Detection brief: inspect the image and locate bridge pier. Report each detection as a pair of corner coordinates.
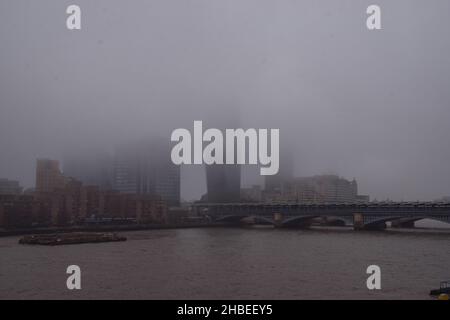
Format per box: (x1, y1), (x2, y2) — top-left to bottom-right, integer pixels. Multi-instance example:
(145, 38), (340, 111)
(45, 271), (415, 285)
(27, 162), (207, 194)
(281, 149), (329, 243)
(273, 212), (283, 228)
(353, 213), (387, 231)
(353, 213), (364, 230)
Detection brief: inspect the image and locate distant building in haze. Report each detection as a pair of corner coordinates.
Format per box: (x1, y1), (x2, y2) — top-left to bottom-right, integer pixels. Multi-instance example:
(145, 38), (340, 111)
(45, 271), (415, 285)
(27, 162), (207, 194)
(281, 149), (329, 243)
(35, 159), (65, 193)
(201, 113), (242, 203)
(264, 147), (294, 193)
(434, 196), (450, 203)
(264, 174), (362, 204)
(0, 179), (23, 195)
(355, 194), (370, 203)
(112, 139), (180, 206)
(113, 144), (137, 194)
(205, 164), (241, 203)
(240, 185), (262, 202)
(63, 149), (113, 190)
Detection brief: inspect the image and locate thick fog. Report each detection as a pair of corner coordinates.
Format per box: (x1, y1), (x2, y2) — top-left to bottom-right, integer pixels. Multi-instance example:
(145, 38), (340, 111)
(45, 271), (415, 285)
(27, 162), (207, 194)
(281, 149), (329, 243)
(1, 0), (450, 201)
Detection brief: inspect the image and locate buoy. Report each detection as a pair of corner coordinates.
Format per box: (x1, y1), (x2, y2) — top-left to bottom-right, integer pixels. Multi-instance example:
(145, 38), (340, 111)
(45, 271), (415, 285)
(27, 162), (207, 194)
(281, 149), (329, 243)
(438, 293), (449, 300)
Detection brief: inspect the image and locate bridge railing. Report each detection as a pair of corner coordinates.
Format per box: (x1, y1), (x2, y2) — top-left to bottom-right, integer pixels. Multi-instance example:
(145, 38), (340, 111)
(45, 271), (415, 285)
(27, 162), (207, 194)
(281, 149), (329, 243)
(192, 202), (450, 217)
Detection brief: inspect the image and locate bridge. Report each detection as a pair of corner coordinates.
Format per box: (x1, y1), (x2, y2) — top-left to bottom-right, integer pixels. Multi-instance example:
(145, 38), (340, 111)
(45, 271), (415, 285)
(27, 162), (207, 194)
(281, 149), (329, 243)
(192, 202), (450, 230)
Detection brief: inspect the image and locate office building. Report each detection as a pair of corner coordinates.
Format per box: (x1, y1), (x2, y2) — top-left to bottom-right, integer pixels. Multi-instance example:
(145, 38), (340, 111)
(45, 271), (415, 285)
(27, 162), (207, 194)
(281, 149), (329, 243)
(264, 174), (360, 204)
(35, 159), (65, 193)
(63, 149), (113, 190)
(205, 164), (241, 203)
(112, 139), (180, 206)
(0, 179), (22, 195)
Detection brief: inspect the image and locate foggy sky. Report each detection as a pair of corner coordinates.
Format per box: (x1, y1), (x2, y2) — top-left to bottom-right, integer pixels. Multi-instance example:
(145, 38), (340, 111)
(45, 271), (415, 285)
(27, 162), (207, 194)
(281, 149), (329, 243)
(1, 0), (450, 201)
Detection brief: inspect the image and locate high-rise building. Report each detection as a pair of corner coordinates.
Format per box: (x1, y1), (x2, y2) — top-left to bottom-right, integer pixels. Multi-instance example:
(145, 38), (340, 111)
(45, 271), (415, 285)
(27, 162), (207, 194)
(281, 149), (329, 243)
(0, 194), (36, 228)
(35, 159), (65, 193)
(200, 112), (242, 203)
(63, 149), (113, 190)
(264, 175), (360, 204)
(309, 175), (357, 203)
(205, 164), (241, 203)
(112, 148), (134, 194)
(0, 179), (22, 195)
(112, 139), (180, 206)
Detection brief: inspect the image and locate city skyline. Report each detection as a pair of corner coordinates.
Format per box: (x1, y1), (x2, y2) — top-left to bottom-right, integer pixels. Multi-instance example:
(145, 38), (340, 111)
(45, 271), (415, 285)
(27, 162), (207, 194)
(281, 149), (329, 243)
(2, 153), (450, 203)
(2, 1), (450, 201)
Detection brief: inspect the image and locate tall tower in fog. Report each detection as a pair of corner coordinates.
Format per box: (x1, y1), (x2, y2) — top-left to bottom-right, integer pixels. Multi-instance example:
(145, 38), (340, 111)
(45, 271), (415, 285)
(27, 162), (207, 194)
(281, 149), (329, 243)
(205, 164), (241, 203)
(203, 111), (241, 203)
(63, 148), (113, 190)
(112, 138), (180, 206)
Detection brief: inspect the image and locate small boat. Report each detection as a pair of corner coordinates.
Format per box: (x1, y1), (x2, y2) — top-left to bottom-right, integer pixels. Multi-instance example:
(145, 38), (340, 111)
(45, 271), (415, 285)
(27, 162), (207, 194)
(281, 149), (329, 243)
(19, 232), (127, 246)
(430, 281), (450, 296)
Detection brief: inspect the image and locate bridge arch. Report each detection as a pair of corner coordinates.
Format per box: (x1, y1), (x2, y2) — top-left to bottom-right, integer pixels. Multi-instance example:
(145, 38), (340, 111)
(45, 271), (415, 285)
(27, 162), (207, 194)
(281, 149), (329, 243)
(358, 216), (403, 230)
(391, 216), (450, 227)
(214, 214), (275, 225)
(281, 215), (319, 227)
(322, 216), (353, 226)
(250, 216), (275, 225)
(215, 215), (249, 223)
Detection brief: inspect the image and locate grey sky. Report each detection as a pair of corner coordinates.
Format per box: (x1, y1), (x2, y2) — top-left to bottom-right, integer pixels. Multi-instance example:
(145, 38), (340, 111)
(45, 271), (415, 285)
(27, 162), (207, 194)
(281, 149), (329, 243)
(1, 0), (450, 201)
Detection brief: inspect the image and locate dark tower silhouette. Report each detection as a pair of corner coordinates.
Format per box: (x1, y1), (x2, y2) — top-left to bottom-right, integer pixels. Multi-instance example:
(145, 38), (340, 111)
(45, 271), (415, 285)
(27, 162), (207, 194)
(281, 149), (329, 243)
(206, 164), (241, 203)
(204, 108), (241, 203)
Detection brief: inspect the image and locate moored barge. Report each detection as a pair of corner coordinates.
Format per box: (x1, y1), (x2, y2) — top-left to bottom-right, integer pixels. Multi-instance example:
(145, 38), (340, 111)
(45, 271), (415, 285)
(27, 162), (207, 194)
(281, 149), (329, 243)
(19, 232), (126, 246)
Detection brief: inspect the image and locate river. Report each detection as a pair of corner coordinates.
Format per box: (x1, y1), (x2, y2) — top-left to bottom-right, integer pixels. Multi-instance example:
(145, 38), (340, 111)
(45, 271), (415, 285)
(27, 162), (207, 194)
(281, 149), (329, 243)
(0, 226), (448, 299)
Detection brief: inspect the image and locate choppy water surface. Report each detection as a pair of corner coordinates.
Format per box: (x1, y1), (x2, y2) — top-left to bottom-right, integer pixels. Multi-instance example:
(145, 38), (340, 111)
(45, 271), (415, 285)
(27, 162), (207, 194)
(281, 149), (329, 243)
(0, 226), (448, 299)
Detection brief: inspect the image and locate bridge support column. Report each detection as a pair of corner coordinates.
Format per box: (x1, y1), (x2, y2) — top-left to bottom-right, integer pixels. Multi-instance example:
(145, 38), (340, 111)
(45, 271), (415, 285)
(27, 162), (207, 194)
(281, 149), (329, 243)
(353, 213), (364, 230)
(353, 213), (387, 231)
(273, 212), (283, 228)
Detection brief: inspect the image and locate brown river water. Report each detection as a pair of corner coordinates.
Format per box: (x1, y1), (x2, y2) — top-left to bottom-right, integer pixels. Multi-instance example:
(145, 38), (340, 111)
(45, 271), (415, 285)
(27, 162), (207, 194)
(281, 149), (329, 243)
(0, 225), (449, 299)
